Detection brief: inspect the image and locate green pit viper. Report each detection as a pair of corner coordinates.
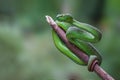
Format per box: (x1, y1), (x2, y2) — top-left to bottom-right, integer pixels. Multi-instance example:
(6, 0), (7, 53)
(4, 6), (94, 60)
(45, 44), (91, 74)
(52, 14), (102, 66)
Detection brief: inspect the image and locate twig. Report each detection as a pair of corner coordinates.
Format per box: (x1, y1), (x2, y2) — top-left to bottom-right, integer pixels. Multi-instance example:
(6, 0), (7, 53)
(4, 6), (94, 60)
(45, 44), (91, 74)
(46, 15), (115, 80)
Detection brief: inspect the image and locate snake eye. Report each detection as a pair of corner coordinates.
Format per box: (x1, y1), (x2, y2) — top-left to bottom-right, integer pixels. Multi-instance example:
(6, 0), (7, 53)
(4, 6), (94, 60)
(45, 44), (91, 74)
(56, 14), (73, 23)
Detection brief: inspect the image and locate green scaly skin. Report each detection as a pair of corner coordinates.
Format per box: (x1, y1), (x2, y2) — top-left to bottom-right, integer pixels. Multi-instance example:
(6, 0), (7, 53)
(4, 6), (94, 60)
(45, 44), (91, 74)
(52, 14), (102, 65)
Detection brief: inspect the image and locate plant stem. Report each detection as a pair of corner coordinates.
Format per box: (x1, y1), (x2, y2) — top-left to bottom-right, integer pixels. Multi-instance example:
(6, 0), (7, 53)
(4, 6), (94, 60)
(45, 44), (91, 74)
(46, 15), (115, 80)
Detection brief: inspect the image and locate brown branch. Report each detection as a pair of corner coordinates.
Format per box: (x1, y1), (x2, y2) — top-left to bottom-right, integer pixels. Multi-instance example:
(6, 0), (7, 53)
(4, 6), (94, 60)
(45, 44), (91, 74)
(46, 16), (115, 80)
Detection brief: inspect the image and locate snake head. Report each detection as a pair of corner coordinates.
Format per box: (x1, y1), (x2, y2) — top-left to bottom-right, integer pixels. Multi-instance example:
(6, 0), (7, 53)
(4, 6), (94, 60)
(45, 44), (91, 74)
(56, 14), (73, 23)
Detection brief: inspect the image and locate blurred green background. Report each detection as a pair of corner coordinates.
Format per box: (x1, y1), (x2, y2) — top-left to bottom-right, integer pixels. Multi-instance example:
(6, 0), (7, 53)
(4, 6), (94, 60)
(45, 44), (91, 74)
(0, 0), (120, 80)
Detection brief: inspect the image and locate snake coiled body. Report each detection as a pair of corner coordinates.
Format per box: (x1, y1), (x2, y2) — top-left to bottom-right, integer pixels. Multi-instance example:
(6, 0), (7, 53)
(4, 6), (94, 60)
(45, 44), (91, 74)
(52, 14), (102, 65)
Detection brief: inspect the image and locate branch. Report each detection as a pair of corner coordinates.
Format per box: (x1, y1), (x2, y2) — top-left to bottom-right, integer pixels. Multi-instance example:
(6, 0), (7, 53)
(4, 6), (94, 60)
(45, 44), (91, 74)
(46, 16), (115, 80)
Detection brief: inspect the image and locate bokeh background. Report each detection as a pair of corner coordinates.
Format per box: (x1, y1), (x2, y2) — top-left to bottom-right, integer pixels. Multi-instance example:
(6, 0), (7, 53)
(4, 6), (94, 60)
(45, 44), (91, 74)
(0, 0), (120, 80)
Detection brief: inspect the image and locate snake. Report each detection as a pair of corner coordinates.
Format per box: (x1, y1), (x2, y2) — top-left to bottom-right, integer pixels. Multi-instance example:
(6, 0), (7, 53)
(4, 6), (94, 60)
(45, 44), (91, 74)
(52, 14), (102, 66)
